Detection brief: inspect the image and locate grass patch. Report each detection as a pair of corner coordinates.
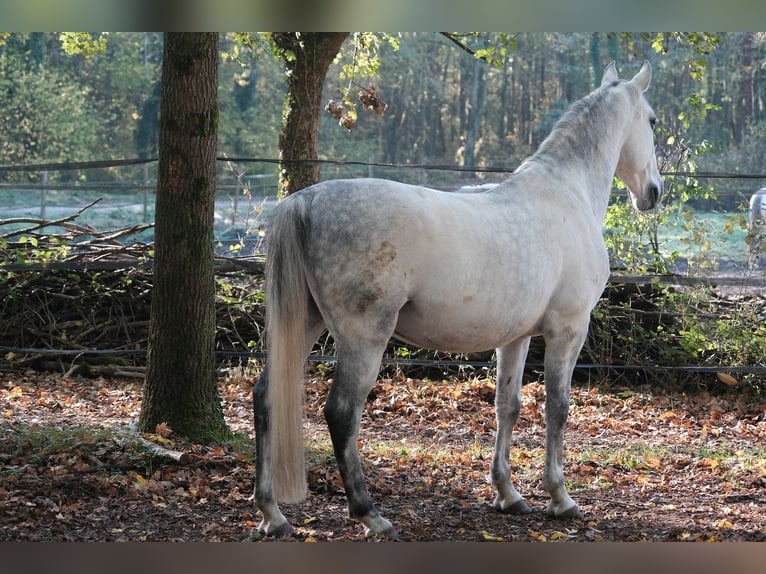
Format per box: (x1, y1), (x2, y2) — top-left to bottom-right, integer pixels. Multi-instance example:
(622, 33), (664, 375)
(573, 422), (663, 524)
(0, 423), (258, 479)
(0, 424), (116, 460)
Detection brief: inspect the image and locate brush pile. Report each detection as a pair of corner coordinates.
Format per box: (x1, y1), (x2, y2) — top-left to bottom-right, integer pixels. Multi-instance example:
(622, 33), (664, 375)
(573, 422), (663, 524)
(0, 202), (266, 375)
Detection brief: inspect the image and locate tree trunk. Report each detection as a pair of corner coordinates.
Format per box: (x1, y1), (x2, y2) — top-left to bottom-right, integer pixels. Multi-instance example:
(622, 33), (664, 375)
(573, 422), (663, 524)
(737, 32), (754, 147)
(271, 32), (349, 196)
(462, 56), (487, 177)
(497, 55), (509, 148)
(139, 33), (228, 442)
(589, 33), (601, 88)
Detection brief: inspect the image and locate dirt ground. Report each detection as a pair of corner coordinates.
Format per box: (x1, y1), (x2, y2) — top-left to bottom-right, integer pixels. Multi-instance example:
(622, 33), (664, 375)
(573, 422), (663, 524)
(1, 369), (765, 542)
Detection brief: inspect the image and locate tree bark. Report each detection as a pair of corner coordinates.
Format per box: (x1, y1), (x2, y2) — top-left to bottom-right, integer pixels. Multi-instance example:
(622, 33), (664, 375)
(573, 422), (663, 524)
(737, 32), (754, 147)
(139, 33), (228, 442)
(462, 56), (487, 177)
(271, 32), (349, 196)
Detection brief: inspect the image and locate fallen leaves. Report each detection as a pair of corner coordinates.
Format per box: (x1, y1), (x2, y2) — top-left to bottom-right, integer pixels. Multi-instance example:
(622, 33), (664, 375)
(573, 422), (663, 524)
(2, 370), (766, 541)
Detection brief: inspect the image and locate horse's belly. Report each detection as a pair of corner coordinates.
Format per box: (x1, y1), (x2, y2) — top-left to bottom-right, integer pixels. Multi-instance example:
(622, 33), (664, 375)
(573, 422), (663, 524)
(393, 300), (538, 353)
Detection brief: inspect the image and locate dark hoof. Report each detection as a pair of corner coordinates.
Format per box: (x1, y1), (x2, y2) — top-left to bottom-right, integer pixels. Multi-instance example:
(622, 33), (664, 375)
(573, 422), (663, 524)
(549, 506), (583, 520)
(494, 498), (532, 515)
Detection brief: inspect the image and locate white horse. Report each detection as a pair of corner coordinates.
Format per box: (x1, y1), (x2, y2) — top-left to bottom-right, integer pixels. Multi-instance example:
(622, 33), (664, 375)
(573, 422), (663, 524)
(253, 61), (662, 539)
(748, 188), (766, 268)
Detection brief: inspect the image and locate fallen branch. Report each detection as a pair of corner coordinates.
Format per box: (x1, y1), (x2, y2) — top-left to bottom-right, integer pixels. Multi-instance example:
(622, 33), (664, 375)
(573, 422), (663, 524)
(0, 198), (103, 239)
(136, 436), (190, 464)
(577, 496), (649, 509)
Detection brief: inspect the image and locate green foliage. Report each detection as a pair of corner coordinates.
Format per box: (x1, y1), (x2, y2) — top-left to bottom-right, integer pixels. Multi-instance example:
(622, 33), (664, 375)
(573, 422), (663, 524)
(680, 92), (722, 129)
(221, 32), (269, 65)
(639, 32), (720, 69)
(604, 197), (672, 274)
(1, 235), (70, 271)
(323, 32), (400, 131)
(0, 52), (100, 178)
(336, 33), (400, 82)
(217, 33), (282, 161)
(669, 287), (766, 397)
(0, 31), (759, 190)
(59, 32), (108, 57)
(0, 33), (160, 180)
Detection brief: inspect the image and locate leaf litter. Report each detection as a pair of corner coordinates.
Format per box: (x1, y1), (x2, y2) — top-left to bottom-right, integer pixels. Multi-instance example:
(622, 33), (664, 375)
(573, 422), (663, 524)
(1, 370), (766, 541)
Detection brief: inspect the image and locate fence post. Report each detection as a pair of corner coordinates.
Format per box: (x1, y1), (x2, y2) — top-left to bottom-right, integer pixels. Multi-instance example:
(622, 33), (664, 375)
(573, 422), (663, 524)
(40, 170), (48, 220)
(143, 163), (149, 223)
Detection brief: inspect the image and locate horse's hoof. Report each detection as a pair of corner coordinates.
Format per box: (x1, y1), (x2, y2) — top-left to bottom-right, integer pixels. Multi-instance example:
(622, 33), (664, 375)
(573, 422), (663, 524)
(257, 520), (297, 538)
(547, 505), (583, 520)
(366, 526), (400, 540)
(494, 497), (531, 515)
(360, 512), (398, 539)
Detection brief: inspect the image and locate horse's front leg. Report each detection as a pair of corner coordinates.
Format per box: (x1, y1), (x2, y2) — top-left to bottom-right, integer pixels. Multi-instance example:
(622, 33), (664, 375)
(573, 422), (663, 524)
(491, 337), (532, 514)
(542, 327), (587, 519)
(324, 347), (398, 539)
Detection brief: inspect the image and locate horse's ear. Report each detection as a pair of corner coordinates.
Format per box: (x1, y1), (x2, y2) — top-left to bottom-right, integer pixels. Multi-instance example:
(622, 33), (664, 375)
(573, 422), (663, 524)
(600, 61), (618, 87)
(630, 60), (652, 93)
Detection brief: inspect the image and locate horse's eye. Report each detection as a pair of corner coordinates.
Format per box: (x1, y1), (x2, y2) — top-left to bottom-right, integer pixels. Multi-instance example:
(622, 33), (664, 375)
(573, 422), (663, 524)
(650, 117), (657, 129)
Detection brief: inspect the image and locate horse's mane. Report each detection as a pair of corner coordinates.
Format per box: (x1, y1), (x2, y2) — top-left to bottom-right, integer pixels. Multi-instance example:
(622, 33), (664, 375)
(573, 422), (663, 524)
(520, 80), (626, 170)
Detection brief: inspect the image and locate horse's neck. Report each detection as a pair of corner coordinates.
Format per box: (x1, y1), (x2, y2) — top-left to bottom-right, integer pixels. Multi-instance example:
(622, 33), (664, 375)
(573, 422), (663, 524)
(520, 99), (628, 222)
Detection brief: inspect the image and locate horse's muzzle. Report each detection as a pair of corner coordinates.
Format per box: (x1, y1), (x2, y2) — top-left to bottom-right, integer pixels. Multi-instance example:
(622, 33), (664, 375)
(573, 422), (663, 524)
(648, 182), (661, 207)
(632, 182), (662, 212)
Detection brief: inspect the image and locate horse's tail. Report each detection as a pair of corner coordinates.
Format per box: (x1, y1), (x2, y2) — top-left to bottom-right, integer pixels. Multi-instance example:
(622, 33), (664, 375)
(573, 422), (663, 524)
(266, 194), (311, 503)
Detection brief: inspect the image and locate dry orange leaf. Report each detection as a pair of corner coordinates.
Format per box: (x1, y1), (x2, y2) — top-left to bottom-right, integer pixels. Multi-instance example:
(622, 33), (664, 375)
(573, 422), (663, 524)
(155, 421), (173, 437)
(716, 372), (738, 386)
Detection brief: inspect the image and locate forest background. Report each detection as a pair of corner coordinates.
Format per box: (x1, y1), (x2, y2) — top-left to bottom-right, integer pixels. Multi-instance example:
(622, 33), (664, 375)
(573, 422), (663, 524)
(0, 32), (764, 190)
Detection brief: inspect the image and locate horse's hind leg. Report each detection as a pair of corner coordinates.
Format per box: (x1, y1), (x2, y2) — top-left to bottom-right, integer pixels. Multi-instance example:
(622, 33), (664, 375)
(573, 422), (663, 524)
(324, 342), (398, 539)
(253, 363), (293, 537)
(491, 337), (532, 514)
(253, 319), (325, 537)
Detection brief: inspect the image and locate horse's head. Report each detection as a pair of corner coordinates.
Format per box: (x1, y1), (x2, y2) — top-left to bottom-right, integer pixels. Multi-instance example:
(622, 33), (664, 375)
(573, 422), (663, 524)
(603, 61), (663, 212)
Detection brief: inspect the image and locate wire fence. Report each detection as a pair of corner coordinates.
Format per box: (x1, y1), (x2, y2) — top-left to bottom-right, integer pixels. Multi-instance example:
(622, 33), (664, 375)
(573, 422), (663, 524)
(3, 154), (766, 268)
(2, 156), (766, 378)
(4, 345), (766, 377)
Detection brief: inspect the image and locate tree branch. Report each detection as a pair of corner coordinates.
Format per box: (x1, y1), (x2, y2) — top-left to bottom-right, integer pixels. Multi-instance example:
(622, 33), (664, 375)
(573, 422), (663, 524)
(440, 32), (478, 56)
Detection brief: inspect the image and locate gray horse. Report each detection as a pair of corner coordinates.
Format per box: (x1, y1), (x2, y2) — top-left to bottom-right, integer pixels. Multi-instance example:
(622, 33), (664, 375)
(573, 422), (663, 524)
(253, 61), (662, 539)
